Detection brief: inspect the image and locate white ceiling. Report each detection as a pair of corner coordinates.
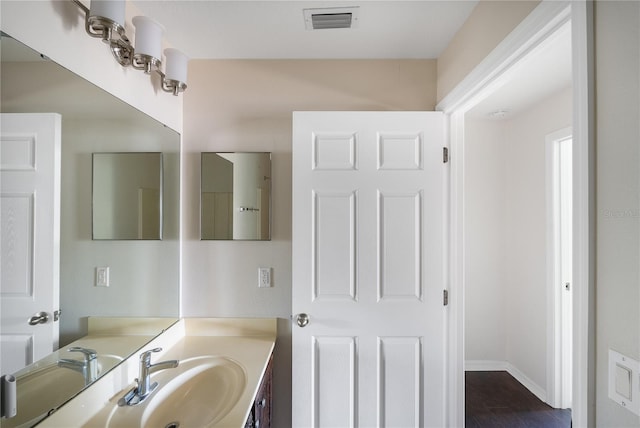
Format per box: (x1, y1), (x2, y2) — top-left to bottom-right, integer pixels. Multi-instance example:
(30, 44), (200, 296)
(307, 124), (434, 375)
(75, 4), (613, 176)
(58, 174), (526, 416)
(129, 1), (478, 59)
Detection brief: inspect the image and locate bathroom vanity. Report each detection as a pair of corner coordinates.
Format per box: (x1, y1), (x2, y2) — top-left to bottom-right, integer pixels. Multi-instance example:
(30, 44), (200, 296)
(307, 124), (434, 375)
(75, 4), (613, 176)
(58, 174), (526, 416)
(28, 318), (276, 428)
(244, 354), (273, 428)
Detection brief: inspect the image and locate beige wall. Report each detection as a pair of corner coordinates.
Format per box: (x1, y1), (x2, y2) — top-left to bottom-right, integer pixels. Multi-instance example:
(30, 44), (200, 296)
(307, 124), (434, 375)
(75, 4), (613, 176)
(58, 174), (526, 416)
(181, 59), (436, 427)
(436, 0), (540, 103)
(595, 1), (640, 426)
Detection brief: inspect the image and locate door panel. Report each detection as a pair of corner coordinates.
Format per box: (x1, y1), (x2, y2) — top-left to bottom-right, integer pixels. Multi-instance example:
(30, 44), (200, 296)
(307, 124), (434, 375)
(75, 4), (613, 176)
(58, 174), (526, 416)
(1, 113), (61, 376)
(378, 336), (422, 426)
(313, 336), (357, 427)
(314, 191), (356, 300)
(379, 191), (422, 300)
(293, 111), (446, 427)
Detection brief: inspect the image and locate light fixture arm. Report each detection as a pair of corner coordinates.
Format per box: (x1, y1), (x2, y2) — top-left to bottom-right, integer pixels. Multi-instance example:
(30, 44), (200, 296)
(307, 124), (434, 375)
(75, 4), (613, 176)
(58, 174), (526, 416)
(159, 73), (188, 96)
(73, 0), (133, 67)
(71, 0), (89, 15)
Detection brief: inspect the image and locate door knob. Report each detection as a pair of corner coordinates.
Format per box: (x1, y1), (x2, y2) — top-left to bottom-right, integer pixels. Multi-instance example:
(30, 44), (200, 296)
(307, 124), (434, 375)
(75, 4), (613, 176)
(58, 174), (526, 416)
(28, 311), (50, 326)
(295, 313), (310, 328)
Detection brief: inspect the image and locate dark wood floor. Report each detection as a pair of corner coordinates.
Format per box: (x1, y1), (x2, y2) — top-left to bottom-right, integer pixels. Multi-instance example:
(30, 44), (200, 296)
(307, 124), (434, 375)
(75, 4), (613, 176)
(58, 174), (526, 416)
(465, 371), (571, 428)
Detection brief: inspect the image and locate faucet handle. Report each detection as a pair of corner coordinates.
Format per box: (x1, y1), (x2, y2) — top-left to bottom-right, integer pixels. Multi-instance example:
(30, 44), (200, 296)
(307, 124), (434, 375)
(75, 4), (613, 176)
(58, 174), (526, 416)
(139, 347), (162, 362)
(68, 346), (97, 361)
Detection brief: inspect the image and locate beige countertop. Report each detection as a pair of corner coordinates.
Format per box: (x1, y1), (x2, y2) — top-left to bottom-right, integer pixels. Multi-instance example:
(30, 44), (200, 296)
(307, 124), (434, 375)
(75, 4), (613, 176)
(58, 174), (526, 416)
(39, 318), (276, 428)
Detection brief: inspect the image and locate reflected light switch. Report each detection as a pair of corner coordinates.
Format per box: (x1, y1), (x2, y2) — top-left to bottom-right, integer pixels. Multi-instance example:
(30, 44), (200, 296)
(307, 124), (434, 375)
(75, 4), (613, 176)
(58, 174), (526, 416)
(615, 364), (632, 400)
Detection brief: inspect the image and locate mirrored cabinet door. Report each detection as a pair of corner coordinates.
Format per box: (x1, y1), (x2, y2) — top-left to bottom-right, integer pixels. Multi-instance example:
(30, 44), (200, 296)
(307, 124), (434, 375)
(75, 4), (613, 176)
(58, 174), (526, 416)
(92, 152), (163, 240)
(201, 152), (271, 240)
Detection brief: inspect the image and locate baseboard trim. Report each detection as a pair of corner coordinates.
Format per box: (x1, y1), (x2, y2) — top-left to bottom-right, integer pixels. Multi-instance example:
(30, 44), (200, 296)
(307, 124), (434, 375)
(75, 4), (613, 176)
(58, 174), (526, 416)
(465, 360), (547, 403)
(465, 360), (508, 371)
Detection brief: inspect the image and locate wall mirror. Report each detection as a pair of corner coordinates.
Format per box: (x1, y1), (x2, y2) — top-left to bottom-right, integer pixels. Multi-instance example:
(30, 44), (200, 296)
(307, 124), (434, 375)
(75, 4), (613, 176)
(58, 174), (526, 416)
(201, 152), (271, 240)
(0, 33), (179, 421)
(92, 152), (163, 240)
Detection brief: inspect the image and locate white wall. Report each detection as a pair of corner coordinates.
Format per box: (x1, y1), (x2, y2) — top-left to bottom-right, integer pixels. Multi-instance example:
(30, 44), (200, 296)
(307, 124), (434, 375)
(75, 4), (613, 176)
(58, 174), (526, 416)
(464, 119), (507, 364)
(503, 87), (572, 392)
(465, 86), (572, 397)
(595, 2), (640, 426)
(0, 0), (182, 133)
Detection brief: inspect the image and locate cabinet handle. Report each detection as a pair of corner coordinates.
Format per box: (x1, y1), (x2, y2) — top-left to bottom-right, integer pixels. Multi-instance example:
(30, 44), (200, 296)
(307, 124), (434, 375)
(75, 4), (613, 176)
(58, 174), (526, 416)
(258, 398), (267, 408)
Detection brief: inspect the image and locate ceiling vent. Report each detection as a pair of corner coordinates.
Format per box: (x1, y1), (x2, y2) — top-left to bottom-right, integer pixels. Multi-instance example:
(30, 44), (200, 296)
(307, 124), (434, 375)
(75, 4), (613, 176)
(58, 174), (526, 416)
(304, 7), (360, 30)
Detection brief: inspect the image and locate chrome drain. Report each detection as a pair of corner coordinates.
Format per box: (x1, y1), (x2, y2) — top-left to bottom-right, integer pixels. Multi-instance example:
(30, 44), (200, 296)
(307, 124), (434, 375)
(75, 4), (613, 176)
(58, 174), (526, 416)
(165, 422), (180, 428)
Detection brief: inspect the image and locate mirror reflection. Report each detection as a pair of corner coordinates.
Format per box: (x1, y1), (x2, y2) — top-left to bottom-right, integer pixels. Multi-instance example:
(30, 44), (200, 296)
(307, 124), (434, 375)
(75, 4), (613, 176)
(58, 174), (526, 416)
(201, 152), (271, 240)
(92, 152), (163, 240)
(0, 33), (179, 421)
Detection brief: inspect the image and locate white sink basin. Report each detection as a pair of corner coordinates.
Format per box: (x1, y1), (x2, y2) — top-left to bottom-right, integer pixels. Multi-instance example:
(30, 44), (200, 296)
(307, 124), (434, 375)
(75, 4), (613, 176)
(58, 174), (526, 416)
(3, 355), (122, 428)
(105, 356), (247, 428)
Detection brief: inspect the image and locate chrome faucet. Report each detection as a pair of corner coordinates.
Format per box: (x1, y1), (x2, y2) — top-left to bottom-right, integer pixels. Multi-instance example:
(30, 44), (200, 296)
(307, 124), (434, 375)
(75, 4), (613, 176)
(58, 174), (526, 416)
(57, 347), (98, 385)
(118, 347), (178, 406)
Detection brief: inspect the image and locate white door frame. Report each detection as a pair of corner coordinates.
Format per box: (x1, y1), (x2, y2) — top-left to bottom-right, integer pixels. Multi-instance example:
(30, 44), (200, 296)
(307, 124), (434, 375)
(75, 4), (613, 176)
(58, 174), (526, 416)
(436, 1), (595, 426)
(546, 126), (573, 409)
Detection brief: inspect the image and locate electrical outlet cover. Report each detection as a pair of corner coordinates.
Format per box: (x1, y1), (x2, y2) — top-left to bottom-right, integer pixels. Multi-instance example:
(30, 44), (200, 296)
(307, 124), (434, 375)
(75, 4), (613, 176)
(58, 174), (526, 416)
(258, 267), (272, 288)
(95, 267), (110, 287)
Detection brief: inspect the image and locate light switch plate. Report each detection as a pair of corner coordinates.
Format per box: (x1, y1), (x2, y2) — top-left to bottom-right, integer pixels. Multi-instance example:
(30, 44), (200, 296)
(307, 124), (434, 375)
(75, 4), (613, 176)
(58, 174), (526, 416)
(95, 267), (110, 287)
(609, 349), (640, 415)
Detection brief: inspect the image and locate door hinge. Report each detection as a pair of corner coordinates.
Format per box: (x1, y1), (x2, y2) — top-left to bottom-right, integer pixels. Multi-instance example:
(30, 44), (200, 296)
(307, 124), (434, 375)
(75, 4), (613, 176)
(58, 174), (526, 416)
(443, 289), (449, 306)
(443, 147), (449, 163)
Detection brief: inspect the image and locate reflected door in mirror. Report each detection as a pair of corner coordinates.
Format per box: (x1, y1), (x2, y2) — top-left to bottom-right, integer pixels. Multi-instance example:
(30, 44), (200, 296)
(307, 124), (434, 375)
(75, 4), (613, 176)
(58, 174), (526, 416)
(1, 113), (61, 375)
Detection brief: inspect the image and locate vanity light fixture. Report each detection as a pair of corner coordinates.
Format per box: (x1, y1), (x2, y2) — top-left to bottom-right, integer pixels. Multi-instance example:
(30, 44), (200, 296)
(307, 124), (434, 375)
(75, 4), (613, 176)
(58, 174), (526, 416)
(73, 0), (188, 96)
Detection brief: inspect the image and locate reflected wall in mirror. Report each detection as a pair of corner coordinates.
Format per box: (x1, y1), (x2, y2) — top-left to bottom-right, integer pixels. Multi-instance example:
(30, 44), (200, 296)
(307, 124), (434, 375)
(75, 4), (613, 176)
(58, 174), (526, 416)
(201, 152), (271, 240)
(0, 32), (180, 419)
(93, 152), (163, 240)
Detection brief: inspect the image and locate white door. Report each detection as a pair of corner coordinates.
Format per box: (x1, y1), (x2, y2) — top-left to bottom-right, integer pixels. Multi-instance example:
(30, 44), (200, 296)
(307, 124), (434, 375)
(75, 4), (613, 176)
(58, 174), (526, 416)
(1, 113), (61, 376)
(292, 111), (447, 427)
